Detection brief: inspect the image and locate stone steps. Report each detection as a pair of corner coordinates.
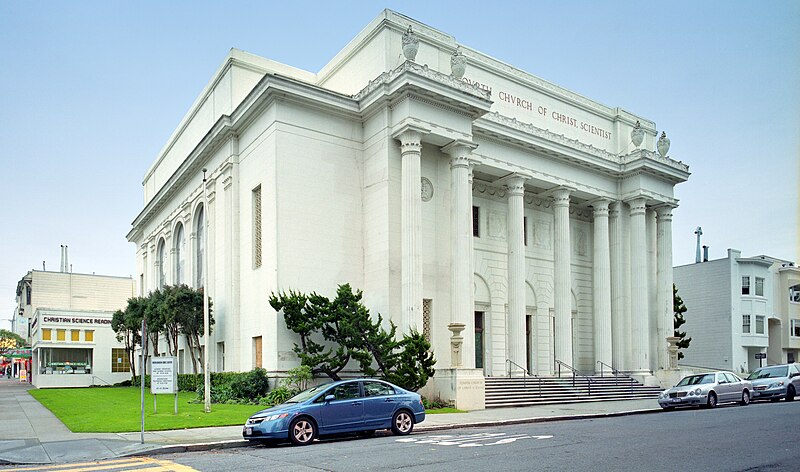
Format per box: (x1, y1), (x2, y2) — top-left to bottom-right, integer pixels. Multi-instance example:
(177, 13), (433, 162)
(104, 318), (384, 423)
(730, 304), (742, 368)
(485, 375), (662, 408)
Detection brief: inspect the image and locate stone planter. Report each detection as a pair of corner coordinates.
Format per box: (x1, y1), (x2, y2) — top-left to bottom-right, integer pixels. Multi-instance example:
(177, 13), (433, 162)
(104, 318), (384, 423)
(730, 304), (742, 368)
(657, 131), (670, 157)
(402, 25), (419, 62)
(451, 47), (466, 79)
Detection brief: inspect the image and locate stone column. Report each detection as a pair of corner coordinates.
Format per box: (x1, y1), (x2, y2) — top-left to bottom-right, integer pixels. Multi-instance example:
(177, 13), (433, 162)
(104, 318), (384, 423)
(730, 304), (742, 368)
(656, 204), (676, 371)
(628, 197), (650, 373)
(443, 140), (478, 369)
(609, 202), (625, 370)
(396, 129), (425, 334)
(592, 199), (612, 373)
(552, 188), (573, 369)
(506, 175), (528, 372)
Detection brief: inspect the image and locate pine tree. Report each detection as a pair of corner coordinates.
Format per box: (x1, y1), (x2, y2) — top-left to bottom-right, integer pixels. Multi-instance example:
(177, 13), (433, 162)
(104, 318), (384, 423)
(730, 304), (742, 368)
(673, 284), (691, 360)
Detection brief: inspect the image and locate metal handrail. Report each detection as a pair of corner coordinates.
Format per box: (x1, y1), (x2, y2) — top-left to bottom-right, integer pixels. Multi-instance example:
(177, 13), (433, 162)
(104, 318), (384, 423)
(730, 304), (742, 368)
(506, 359), (541, 396)
(596, 360), (632, 393)
(91, 375), (112, 386)
(555, 359), (593, 396)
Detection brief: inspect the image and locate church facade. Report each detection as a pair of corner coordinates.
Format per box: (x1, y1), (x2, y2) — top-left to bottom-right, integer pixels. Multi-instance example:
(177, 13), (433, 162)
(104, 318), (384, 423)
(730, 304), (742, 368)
(127, 10), (690, 397)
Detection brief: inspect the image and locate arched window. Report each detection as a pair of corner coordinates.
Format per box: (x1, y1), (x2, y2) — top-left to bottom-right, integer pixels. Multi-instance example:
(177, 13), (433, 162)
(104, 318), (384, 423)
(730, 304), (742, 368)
(195, 205), (204, 288)
(156, 238), (166, 288)
(174, 223), (185, 285)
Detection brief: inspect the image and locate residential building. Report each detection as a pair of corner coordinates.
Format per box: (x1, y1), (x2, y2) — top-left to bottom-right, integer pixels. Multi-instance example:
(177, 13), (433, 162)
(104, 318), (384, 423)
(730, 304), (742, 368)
(674, 249), (800, 374)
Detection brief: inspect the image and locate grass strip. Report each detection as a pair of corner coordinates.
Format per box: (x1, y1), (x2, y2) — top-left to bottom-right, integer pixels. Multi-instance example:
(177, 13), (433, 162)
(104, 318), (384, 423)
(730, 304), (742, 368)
(28, 387), (261, 433)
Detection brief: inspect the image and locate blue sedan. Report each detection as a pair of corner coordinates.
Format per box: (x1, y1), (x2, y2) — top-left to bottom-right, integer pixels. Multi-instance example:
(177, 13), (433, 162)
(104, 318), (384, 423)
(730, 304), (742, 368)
(242, 378), (426, 446)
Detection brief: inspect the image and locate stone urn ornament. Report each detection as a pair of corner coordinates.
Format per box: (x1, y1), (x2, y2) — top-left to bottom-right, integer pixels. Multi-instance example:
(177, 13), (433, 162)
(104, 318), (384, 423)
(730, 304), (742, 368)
(630, 120), (644, 148)
(451, 46), (466, 79)
(402, 25), (419, 62)
(657, 131), (670, 157)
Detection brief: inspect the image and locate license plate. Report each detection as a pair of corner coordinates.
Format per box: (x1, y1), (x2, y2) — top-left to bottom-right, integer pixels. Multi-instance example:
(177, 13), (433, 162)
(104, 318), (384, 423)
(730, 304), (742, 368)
(245, 427), (252, 435)
(672, 398), (681, 403)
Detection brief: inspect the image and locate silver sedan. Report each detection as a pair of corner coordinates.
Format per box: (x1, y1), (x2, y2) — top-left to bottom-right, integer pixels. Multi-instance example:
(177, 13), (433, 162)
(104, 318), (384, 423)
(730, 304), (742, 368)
(658, 371), (752, 409)
(746, 363), (800, 401)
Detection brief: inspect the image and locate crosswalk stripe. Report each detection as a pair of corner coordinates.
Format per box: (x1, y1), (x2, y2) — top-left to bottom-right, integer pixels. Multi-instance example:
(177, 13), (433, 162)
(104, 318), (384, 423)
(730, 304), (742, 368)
(1, 458), (148, 472)
(1, 457), (199, 472)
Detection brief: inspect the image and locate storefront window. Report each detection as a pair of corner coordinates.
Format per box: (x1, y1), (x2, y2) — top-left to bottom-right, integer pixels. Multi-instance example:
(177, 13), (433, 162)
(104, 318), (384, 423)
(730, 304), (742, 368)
(39, 348), (92, 374)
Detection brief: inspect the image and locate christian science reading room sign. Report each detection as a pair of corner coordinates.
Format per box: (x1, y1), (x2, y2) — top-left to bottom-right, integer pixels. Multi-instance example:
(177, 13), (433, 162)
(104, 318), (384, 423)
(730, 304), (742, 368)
(42, 316), (112, 325)
(462, 77), (613, 141)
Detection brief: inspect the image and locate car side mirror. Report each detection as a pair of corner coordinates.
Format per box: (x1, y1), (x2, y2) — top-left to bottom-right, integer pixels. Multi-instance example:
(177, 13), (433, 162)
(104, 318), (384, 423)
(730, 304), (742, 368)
(790, 372), (799, 378)
(324, 394), (335, 402)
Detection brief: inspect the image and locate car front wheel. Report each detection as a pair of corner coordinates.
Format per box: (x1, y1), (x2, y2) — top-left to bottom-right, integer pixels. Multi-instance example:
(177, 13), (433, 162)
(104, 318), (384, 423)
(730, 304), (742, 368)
(740, 390), (750, 406)
(391, 410), (414, 435)
(787, 385), (796, 402)
(289, 417), (316, 446)
(706, 392), (718, 409)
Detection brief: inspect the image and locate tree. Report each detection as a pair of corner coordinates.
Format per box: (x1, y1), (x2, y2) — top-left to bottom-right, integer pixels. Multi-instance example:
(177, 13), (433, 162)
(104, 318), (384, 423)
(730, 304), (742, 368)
(111, 299), (144, 381)
(673, 284), (692, 360)
(271, 284), (436, 390)
(162, 284), (214, 374)
(0, 329), (27, 356)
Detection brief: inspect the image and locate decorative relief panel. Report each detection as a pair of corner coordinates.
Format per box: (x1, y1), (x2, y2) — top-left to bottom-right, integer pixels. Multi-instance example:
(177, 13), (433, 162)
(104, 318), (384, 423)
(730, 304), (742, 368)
(488, 211), (507, 241)
(575, 229), (588, 257)
(532, 219), (552, 250)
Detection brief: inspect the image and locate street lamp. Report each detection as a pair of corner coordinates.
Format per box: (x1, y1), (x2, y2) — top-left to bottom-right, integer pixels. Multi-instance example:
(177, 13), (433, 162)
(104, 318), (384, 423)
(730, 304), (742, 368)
(202, 168), (211, 413)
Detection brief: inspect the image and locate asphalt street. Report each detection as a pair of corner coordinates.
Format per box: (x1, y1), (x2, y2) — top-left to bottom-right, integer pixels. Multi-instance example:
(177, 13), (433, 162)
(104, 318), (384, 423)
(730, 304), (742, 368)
(2, 400), (797, 471)
(155, 400), (800, 471)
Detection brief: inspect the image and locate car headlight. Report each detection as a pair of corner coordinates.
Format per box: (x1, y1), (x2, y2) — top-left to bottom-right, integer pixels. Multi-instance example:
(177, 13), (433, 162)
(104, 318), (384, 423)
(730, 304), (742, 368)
(247, 413), (288, 425)
(693, 388), (702, 396)
(768, 381), (785, 389)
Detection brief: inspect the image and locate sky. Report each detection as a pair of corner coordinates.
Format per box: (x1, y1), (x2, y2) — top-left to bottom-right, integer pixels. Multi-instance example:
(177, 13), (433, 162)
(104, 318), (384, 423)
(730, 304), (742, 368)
(1, 1), (798, 331)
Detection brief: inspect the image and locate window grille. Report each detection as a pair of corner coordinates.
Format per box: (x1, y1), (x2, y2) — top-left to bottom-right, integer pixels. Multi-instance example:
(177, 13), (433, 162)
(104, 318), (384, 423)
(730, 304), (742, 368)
(743, 314), (751, 334)
(422, 299), (432, 342)
(741, 276), (750, 295)
(253, 186), (262, 268)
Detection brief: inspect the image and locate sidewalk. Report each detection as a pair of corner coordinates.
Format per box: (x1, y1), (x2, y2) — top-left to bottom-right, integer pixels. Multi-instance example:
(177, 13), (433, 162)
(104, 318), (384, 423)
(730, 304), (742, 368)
(0, 377), (660, 465)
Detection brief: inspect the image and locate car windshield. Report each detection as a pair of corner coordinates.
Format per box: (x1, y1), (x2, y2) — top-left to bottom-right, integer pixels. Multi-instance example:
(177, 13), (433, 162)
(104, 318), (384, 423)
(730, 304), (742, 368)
(676, 374), (715, 386)
(284, 384), (332, 404)
(747, 366), (788, 380)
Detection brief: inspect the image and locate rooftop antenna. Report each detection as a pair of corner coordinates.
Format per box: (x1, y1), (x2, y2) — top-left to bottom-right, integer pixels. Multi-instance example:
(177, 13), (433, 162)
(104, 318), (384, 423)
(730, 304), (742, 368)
(60, 245), (65, 272)
(694, 227), (703, 263)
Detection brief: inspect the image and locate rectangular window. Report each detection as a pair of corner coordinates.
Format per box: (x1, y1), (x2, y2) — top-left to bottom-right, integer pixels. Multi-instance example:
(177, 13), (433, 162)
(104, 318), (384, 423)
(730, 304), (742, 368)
(85, 330), (94, 342)
(253, 336), (263, 369)
(41, 328), (51, 341)
(56, 329), (66, 341)
(523, 216), (528, 246)
(755, 315), (765, 334)
(472, 206), (480, 237)
(742, 276), (750, 295)
(253, 185), (262, 268)
(111, 348), (130, 373)
(217, 342), (225, 371)
(791, 319), (800, 337)
(71, 330), (80, 342)
(742, 315), (751, 334)
(755, 277), (764, 296)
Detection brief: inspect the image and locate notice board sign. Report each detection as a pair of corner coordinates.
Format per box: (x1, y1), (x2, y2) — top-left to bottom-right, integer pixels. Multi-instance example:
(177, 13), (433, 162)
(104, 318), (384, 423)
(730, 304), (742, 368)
(150, 357), (178, 395)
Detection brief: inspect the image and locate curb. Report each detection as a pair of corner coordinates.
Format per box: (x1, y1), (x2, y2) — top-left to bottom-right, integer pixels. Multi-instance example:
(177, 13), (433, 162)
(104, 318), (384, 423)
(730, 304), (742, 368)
(129, 407), (662, 457)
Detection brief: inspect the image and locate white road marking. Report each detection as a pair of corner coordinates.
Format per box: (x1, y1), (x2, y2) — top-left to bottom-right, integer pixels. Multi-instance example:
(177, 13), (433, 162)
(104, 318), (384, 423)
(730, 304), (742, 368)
(398, 432), (554, 448)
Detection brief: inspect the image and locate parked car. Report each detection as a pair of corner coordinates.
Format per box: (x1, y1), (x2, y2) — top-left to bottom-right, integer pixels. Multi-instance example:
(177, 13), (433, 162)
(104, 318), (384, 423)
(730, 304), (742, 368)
(243, 378), (426, 446)
(746, 363), (800, 402)
(658, 371), (752, 409)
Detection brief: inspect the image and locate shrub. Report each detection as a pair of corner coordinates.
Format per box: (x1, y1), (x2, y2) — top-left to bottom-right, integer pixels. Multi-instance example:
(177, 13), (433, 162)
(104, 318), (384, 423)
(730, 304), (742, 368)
(228, 368), (271, 401)
(259, 386), (295, 407)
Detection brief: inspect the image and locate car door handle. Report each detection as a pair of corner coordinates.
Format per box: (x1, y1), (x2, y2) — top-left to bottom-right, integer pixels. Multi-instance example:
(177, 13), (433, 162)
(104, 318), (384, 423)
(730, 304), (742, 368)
(351, 401), (362, 406)
(384, 398), (395, 402)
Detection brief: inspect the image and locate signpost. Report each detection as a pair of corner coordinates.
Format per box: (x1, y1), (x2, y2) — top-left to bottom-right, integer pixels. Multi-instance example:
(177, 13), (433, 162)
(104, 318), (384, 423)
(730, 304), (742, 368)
(755, 352), (767, 367)
(151, 356), (178, 414)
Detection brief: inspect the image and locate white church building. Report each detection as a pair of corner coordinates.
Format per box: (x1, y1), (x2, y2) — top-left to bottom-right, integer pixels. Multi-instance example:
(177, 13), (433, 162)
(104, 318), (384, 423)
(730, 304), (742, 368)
(127, 10), (690, 404)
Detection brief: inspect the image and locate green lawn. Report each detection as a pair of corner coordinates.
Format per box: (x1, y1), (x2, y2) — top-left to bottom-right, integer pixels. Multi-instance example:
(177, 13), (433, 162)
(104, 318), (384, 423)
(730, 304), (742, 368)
(426, 407), (465, 414)
(29, 387), (261, 433)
